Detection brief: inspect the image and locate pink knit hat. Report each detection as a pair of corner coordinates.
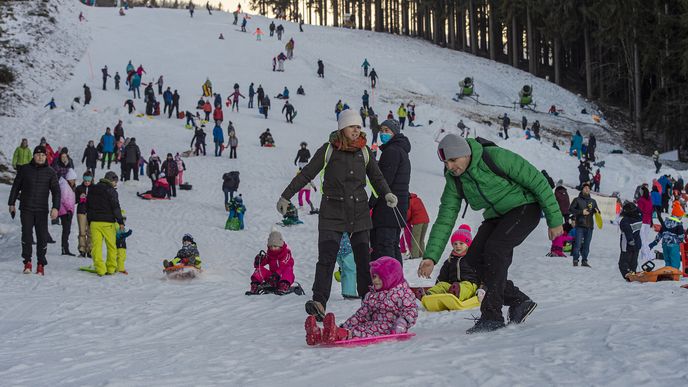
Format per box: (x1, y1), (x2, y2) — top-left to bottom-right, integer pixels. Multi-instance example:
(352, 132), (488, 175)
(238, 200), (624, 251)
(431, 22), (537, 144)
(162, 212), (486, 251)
(369, 256), (404, 291)
(450, 224), (473, 246)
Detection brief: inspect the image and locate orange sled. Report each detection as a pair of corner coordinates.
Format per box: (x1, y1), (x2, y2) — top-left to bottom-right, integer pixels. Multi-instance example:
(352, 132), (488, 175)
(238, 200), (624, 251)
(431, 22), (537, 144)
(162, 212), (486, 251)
(629, 267), (682, 283)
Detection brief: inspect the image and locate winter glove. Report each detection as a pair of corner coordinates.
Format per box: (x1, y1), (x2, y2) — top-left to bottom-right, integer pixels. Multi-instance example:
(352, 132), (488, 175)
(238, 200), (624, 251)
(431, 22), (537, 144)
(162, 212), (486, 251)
(253, 250), (266, 268)
(648, 241), (657, 249)
(385, 193), (398, 208)
(476, 288), (486, 303)
(276, 197), (290, 215)
(392, 317), (409, 334)
(448, 282), (461, 298)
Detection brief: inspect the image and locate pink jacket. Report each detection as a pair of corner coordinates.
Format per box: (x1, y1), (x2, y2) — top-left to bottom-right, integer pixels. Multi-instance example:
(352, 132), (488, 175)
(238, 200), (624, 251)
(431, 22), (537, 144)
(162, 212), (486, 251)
(551, 233), (573, 251)
(58, 178), (75, 216)
(637, 196), (653, 225)
(251, 243), (295, 285)
(342, 257), (418, 338)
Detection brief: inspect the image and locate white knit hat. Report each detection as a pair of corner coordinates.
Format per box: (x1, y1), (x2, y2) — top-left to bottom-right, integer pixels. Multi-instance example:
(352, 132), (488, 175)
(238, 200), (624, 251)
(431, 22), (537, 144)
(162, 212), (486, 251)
(337, 109), (362, 130)
(65, 168), (77, 181)
(268, 230), (284, 247)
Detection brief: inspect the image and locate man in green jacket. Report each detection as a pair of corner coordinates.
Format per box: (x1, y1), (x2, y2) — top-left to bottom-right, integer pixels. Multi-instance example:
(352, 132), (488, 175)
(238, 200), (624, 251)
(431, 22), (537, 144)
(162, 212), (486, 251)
(12, 139), (32, 169)
(418, 134), (563, 334)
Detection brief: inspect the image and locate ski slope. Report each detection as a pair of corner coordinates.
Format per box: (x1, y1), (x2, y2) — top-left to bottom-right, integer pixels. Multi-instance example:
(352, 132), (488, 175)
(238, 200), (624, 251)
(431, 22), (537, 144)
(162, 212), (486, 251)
(0, 4), (687, 386)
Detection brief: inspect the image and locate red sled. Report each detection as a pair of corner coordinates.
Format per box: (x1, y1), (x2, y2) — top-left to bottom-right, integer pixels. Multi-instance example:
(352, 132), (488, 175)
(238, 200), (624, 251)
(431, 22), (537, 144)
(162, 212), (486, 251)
(137, 193), (170, 200)
(322, 333), (415, 347)
(178, 111), (185, 119)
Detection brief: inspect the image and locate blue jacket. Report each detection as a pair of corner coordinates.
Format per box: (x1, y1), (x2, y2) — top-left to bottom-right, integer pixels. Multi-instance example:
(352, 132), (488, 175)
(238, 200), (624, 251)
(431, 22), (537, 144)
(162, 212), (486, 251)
(571, 133), (583, 150)
(651, 191), (662, 206)
(658, 175), (671, 192)
(282, 88), (289, 98)
(249, 84), (255, 97)
(649, 217), (684, 248)
(131, 73), (141, 88)
(101, 133), (115, 153)
(213, 125), (224, 143)
(163, 90), (173, 104)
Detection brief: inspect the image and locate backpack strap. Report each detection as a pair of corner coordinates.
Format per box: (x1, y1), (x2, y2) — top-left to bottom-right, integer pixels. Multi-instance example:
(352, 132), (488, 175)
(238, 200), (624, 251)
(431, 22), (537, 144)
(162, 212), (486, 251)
(321, 144), (376, 197)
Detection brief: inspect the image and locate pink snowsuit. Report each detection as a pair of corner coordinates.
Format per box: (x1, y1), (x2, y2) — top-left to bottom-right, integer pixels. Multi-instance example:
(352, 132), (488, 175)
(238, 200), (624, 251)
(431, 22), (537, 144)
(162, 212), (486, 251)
(250, 242), (295, 286)
(175, 156), (184, 185)
(550, 233), (573, 257)
(342, 257), (418, 338)
(58, 178), (75, 216)
(298, 181), (316, 207)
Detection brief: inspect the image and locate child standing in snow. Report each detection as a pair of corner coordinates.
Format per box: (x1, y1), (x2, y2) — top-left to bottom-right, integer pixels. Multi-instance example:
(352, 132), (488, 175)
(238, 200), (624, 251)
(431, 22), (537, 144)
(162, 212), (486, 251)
(297, 168), (317, 213)
(163, 234), (201, 269)
(305, 256), (418, 345)
(116, 209), (133, 275)
(649, 216), (684, 269)
(547, 222), (574, 257)
(618, 201), (642, 280)
(335, 233), (358, 299)
(225, 195), (246, 230)
(414, 225), (482, 302)
(247, 230), (295, 295)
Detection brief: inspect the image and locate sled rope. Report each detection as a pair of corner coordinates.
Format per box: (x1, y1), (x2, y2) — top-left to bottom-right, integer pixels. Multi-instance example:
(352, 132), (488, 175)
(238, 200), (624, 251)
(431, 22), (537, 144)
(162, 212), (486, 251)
(392, 206), (423, 256)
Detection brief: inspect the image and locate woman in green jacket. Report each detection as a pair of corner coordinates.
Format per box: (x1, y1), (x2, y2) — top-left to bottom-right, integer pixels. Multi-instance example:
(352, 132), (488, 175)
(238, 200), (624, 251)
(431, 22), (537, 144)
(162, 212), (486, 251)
(12, 139), (32, 169)
(418, 134), (563, 334)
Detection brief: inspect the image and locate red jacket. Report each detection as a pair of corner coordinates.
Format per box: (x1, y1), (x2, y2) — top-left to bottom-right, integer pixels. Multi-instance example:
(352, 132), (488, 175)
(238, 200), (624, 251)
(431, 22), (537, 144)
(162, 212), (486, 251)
(203, 102), (212, 113)
(213, 107), (223, 121)
(636, 196), (653, 225)
(407, 193), (429, 225)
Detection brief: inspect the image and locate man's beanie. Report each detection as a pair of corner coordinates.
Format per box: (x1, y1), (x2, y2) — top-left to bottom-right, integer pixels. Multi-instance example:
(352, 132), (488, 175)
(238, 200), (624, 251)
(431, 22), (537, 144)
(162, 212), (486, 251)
(33, 145), (46, 155)
(380, 119), (401, 135)
(437, 134), (472, 161)
(450, 224), (473, 247)
(337, 109), (363, 130)
(104, 171), (119, 183)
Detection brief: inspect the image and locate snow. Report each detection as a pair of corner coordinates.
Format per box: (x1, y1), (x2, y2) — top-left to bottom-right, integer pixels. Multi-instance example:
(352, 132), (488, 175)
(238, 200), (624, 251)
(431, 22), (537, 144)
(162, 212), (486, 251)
(0, 4), (687, 386)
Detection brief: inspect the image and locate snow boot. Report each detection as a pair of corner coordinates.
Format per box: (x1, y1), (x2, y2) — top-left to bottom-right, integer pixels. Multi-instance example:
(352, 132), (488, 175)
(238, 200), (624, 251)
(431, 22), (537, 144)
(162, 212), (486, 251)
(573, 260), (579, 267)
(36, 264), (44, 276)
(304, 315), (322, 346)
(274, 280), (291, 295)
(466, 318), (505, 334)
(342, 294), (361, 300)
(412, 287), (427, 301)
(245, 282), (261, 295)
(305, 300), (326, 322)
(581, 260), (591, 267)
(62, 247), (76, 256)
(322, 313), (348, 343)
(508, 299), (537, 324)
(23, 262), (32, 274)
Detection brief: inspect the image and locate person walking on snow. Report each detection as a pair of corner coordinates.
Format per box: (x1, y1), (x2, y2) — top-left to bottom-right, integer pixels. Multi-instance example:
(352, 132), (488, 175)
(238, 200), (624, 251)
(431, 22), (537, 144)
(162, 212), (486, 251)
(362, 90), (369, 110)
(83, 84), (92, 105)
(653, 151), (662, 173)
(569, 182), (599, 267)
(228, 130), (238, 159)
(269, 21), (275, 36)
(256, 85), (264, 108)
(369, 68), (378, 88)
(57, 175), (76, 256)
(174, 154), (186, 185)
(497, 113), (510, 139)
(101, 66), (111, 90)
(276, 109), (395, 321)
(397, 103), (407, 130)
(286, 38), (295, 59)
(229, 89), (245, 112)
(75, 171), (93, 257)
(361, 59), (370, 77)
(169, 89), (180, 118)
(161, 153), (179, 197)
(282, 100), (295, 123)
(162, 87), (173, 116)
(636, 186), (655, 263)
(12, 139), (32, 170)
(8, 145), (60, 275)
(87, 171), (125, 276)
(213, 124), (224, 157)
(241, 15), (248, 32)
(254, 27), (264, 41)
(277, 52), (287, 71)
(294, 142), (311, 169)
(419, 134), (563, 334)
(100, 128), (115, 170)
(156, 75), (164, 95)
(317, 60), (324, 78)
(570, 130), (583, 160)
(248, 83), (255, 108)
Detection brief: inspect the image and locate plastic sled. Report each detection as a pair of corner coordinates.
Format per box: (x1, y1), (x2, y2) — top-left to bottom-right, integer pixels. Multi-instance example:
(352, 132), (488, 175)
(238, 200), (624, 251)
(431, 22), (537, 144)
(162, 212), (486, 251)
(323, 333), (415, 347)
(225, 217), (242, 231)
(681, 284), (688, 289)
(179, 183), (192, 190)
(137, 193), (170, 200)
(185, 124), (193, 129)
(421, 293), (480, 312)
(594, 212), (603, 229)
(628, 266), (682, 283)
(164, 264), (201, 279)
(136, 113), (144, 117)
(78, 266), (124, 276)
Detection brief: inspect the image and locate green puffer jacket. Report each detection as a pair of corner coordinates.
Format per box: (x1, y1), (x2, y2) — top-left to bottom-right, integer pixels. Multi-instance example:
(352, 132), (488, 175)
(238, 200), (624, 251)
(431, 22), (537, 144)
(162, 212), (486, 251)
(12, 146), (32, 169)
(425, 139), (563, 263)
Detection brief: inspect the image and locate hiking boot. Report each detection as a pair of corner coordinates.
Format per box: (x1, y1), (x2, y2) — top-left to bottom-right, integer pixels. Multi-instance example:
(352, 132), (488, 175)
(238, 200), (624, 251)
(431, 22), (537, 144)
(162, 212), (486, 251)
(573, 260), (579, 267)
(274, 281), (291, 295)
(162, 259), (172, 268)
(23, 262), (32, 274)
(342, 294), (361, 300)
(304, 315), (322, 346)
(36, 264), (44, 276)
(61, 247), (76, 256)
(581, 260), (591, 267)
(78, 251), (86, 258)
(305, 300), (326, 322)
(322, 313), (348, 343)
(508, 299), (538, 324)
(466, 318), (506, 334)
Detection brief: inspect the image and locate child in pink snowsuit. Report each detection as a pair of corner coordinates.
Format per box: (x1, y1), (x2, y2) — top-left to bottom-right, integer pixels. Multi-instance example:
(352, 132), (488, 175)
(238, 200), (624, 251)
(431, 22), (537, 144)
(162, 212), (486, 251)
(548, 223), (573, 257)
(297, 170), (317, 213)
(305, 256), (418, 345)
(248, 230), (295, 294)
(174, 153), (185, 185)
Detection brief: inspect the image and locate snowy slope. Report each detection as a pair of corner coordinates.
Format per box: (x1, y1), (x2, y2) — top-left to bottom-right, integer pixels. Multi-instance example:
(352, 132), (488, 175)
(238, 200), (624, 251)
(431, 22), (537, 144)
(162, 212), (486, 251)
(0, 5), (687, 386)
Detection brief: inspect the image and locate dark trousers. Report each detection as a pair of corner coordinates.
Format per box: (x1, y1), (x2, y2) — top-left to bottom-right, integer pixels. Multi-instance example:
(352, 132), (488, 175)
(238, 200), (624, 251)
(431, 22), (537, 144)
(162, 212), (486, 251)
(229, 146), (237, 159)
(123, 163), (138, 180)
(169, 104), (179, 118)
(619, 248), (639, 279)
(572, 226), (594, 262)
(654, 160), (662, 174)
(399, 117), (405, 129)
(370, 226), (402, 264)
(163, 102), (171, 115)
(248, 96), (254, 108)
(464, 203), (541, 322)
(60, 213), (73, 252)
(21, 210), (49, 265)
(286, 112), (293, 123)
(102, 77), (107, 90)
(223, 188), (235, 205)
(115, 81), (119, 90)
(101, 152), (113, 169)
(214, 141), (223, 156)
(158, 84), (163, 94)
(313, 230), (372, 308)
(167, 176), (177, 197)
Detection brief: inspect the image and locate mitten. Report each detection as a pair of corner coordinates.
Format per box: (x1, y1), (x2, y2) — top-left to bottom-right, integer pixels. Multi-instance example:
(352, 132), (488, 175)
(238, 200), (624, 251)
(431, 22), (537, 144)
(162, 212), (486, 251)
(393, 317), (408, 334)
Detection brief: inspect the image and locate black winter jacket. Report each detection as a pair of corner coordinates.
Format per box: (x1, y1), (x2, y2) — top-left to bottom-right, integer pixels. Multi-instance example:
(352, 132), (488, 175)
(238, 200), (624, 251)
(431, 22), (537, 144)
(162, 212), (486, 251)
(370, 134), (411, 228)
(619, 208), (642, 252)
(294, 148), (311, 164)
(8, 160), (60, 212)
(161, 159), (178, 178)
(222, 171), (240, 190)
(82, 145), (98, 167)
(86, 180), (124, 224)
(122, 141), (141, 165)
(436, 251), (479, 285)
(569, 193), (599, 229)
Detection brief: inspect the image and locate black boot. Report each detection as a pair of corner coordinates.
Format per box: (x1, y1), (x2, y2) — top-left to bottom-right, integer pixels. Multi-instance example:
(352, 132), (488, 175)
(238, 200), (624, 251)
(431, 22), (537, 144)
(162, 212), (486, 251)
(305, 300), (326, 322)
(508, 299), (537, 324)
(61, 247), (76, 256)
(466, 318), (506, 334)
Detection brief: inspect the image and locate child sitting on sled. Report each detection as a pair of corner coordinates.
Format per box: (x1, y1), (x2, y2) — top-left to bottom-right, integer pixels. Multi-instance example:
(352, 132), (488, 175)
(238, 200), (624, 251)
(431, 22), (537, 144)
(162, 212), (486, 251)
(547, 222), (574, 257)
(649, 215), (684, 270)
(413, 224), (483, 302)
(305, 256), (418, 345)
(281, 202), (303, 226)
(247, 230), (295, 295)
(225, 194), (246, 230)
(116, 209), (133, 274)
(163, 234), (201, 269)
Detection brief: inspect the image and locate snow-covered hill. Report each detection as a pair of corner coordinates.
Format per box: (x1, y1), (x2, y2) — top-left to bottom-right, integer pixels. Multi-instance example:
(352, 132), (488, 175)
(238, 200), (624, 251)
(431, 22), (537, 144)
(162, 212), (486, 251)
(0, 5), (686, 386)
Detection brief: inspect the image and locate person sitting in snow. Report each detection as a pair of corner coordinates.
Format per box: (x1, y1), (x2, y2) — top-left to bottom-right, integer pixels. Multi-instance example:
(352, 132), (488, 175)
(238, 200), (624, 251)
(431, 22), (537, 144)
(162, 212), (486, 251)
(413, 225), (483, 303)
(297, 85), (305, 95)
(163, 234), (201, 269)
(305, 256), (418, 345)
(247, 230), (295, 295)
(137, 173), (171, 199)
(649, 216), (684, 270)
(260, 130), (275, 147)
(547, 222), (574, 257)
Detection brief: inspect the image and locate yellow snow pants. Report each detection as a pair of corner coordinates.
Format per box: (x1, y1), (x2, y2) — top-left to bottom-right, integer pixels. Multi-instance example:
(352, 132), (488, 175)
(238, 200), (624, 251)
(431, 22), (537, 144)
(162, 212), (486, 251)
(427, 281), (478, 302)
(117, 248), (127, 272)
(90, 221), (117, 276)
